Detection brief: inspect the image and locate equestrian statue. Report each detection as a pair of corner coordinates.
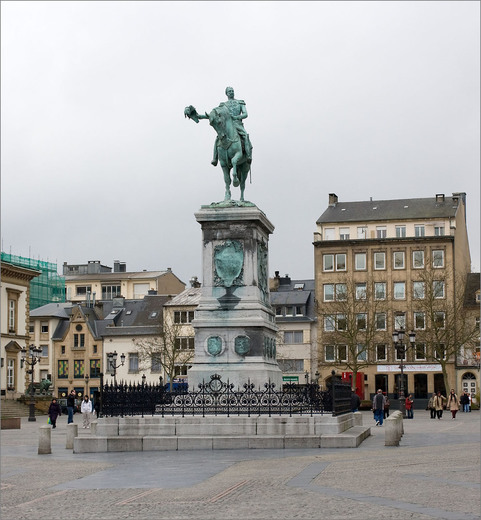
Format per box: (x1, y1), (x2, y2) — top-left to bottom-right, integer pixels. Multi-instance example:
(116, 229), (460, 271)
(185, 86), (253, 202)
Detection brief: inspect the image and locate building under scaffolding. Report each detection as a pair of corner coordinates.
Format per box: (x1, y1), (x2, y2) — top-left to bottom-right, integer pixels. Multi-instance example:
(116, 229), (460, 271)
(1, 253), (65, 310)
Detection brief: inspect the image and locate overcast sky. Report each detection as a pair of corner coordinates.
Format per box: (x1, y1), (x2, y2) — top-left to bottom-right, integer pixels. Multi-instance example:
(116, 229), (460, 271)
(1, 1), (479, 285)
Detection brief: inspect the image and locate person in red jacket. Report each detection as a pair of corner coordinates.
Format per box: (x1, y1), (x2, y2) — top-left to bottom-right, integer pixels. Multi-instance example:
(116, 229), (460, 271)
(405, 394), (414, 419)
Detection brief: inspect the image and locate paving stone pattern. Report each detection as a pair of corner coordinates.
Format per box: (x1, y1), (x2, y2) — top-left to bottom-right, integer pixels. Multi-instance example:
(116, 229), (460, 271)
(1, 411), (479, 520)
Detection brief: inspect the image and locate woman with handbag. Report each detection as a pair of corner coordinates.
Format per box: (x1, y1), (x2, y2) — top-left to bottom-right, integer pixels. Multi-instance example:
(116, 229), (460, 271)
(48, 398), (62, 429)
(447, 389), (459, 419)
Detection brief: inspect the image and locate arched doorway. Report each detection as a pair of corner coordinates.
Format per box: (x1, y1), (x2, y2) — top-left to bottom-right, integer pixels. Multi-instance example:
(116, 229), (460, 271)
(462, 372), (477, 398)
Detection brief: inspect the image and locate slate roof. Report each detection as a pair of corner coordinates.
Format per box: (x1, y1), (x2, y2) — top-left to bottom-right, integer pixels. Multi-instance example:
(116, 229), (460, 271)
(30, 303), (72, 319)
(316, 196), (461, 224)
(164, 287), (202, 307)
(64, 270), (173, 281)
(270, 278), (316, 322)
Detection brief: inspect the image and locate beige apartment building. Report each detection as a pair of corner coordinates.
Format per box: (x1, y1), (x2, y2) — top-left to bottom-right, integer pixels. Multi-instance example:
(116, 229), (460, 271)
(64, 260), (185, 303)
(314, 192), (475, 402)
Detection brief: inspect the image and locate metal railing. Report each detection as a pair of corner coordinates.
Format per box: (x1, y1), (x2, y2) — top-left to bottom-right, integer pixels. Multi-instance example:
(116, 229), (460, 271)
(99, 373), (352, 418)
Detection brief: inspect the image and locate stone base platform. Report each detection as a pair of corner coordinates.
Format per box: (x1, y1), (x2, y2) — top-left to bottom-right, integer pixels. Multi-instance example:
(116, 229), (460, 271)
(73, 413), (370, 453)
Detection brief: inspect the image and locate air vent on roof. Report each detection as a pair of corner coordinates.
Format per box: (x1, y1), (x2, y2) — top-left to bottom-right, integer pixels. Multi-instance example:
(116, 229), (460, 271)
(294, 283), (305, 290)
(126, 310), (132, 315)
(404, 205), (409, 208)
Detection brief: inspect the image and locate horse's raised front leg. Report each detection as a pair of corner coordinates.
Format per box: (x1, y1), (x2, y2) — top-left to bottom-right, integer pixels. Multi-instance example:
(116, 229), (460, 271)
(231, 150), (243, 188)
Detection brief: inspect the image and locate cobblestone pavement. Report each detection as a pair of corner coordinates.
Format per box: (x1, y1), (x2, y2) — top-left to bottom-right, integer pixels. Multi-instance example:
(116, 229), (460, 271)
(1, 411), (479, 520)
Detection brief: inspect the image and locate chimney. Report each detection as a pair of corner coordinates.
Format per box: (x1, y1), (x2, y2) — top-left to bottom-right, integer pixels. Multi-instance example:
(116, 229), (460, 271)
(435, 194), (445, 203)
(189, 276), (201, 288)
(147, 289), (158, 295)
(269, 271), (281, 292)
(329, 193), (338, 206)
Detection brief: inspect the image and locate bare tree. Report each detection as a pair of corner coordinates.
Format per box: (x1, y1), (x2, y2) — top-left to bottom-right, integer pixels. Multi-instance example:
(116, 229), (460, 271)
(133, 319), (194, 390)
(409, 270), (478, 393)
(316, 275), (385, 391)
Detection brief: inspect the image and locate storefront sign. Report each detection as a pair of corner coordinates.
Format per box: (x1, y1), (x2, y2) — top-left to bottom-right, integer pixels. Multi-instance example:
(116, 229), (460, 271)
(377, 364), (442, 372)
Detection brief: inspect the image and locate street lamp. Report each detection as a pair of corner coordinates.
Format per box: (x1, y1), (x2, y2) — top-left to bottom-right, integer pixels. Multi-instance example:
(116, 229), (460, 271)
(392, 329), (416, 418)
(85, 374), (90, 399)
(314, 371), (320, 385)
(106, 351), (125, 386)
(21, 345), (43, 422)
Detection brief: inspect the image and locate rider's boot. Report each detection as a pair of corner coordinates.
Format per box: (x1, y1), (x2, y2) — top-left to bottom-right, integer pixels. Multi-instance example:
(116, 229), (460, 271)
(211, 145), (218, 166)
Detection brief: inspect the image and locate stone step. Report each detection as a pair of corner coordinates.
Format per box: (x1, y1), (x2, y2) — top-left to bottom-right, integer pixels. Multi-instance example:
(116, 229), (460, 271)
(320, 425), (371, 448)
(0, 400), (32, 418)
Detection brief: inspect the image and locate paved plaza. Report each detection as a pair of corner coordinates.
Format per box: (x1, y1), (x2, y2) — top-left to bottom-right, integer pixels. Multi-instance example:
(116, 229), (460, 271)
(1, 410), (480, 520)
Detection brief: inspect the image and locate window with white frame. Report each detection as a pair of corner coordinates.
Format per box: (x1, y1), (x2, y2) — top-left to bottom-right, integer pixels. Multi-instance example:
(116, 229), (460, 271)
(394, 313), (406, 330)
(7, 359), (15, 388)
(336, 284), (347, 300)
(175, 337), (195, 349)
(174, 311), (195, 323)
(41, 322), (49, 333)
(375, 313), (386, 330)
(337, 345), (348, 361)
(434, 225), (445, 236)
(323, 284), (334, 301)
(433, 280), (445, 299)
(393, 251), (405, 269)
(415, 343), (426, 360)
(285, 306), (294, 316)
(395, 344), (406, 361)
(413, 250), (425, 269)
(8, 299), (16, 333)
(376, 344), (387, 361)
(339, 227), (350, 240)
(128, 353), (139, 372)
(376, 226), (387, 238)
(395, 225), (406, 238)
(324, 316), (336, 331)
(434, 311), (445, 329)
(357, 226), (367, 239)
(325, 346), (335, 362)
(357, 345), (367, 361)
(76, 285), (92, 296)
(432, 250), (445, 268)
(336, 254), (346, 271)
(323, 254), (334, 271)
(324, 228), (335, 240)
(374, 282), (386, 300)
(337, 314), (347, 331)
(151, 353), (162, 372)
(415, 225), (425, 237)
(40, 345), (48, 357)
(393, 282), (406, 300)
(413, 281), (425, 299)
(355, 283), (367, 300)
(434, 344), (446, 360)
(355, 253), (366, 270)
(374, 252), (385, 270)
(414, 312), (426, 330)
(284, 331), (303, 343)
(356, 313), (367, 330)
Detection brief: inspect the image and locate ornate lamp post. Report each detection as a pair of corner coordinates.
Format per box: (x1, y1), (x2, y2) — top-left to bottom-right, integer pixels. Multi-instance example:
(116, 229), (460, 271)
(21, 345), (43, 422)
(392, 329), (416, 418)
(85, 374), (90, 399)
(106, 351), (125, 386)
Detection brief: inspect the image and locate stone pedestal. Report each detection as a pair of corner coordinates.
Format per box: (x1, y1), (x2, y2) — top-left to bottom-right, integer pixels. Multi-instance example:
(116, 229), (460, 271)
(188, 203), (282, 390)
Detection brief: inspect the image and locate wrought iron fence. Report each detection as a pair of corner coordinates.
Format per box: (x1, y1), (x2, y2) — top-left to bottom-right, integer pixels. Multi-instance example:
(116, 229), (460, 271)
(99, 373), (352, 418)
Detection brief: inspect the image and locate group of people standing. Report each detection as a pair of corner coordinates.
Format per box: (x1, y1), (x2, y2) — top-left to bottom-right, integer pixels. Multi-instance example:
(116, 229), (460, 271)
(47, 389), (96, 429)
(427, 389), (470, 420)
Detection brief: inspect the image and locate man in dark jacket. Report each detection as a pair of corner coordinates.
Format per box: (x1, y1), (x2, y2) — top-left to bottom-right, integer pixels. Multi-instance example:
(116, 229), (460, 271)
(351, 390), (361, 412)
(48, 398), (62, 429)
(372, 389), (386, 426)
(66, 390), (76, 424)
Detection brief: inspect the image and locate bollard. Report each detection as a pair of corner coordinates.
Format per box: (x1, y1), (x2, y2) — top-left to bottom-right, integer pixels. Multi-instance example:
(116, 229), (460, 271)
(66, 423), (78, 449)
(38, 425), (52, 454)
(385, 411), (403, 446)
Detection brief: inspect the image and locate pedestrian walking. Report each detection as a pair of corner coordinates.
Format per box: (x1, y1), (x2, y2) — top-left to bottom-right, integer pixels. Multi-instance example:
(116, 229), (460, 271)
(447, 389), (459, 419)
(405, 394), (414, 419)
(351, 390), (361, 412)
(81, 395), (92, 429)
(427, 392), (436, 419)
(66, 389), (76, 424)
(383, 393), (390, 419)
(48, 398), (61, 429)
(372, 389), (386, 426)
(460, 391), (470, 413)
(434, 391), (446, 419)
